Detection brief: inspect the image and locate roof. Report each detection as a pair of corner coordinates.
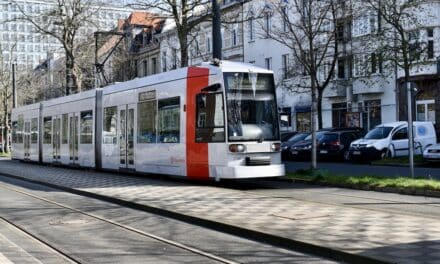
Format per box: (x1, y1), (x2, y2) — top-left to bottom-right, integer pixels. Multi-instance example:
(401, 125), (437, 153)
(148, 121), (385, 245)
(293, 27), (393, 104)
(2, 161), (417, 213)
(204, 60), (273, 75)
(126, 11), (163, 28)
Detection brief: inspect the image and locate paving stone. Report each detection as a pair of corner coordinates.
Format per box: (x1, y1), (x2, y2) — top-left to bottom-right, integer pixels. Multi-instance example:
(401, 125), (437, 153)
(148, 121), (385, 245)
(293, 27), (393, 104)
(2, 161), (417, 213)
(0, 159), (439, 264)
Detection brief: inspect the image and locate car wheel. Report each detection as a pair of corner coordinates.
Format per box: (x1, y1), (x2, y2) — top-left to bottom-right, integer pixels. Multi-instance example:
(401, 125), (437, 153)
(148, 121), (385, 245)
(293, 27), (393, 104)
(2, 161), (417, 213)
(380, 149), (389, 159)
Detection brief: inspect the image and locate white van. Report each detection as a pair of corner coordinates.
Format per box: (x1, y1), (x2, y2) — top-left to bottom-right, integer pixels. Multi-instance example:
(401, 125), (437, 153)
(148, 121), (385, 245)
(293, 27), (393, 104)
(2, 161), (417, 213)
(349, 121), (436, 160)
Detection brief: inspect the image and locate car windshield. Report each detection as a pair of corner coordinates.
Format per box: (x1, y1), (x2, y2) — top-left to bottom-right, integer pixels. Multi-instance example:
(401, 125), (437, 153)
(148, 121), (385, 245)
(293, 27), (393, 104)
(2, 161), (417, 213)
(321, 133), (338, 142)
(304, 131), (326, 141)
(224, 72), (279, 142)
(364, 126), (393, 139)
(287, 133), (308, 142)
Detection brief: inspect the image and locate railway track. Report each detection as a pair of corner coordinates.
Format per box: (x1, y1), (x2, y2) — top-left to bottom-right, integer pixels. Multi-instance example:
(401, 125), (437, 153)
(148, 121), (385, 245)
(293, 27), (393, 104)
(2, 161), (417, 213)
(0, 180), (240, 264)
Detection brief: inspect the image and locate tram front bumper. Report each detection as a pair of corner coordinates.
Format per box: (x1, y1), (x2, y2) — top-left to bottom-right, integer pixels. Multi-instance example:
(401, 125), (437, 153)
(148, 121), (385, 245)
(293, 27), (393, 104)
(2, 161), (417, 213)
(212, 164), (285, 179)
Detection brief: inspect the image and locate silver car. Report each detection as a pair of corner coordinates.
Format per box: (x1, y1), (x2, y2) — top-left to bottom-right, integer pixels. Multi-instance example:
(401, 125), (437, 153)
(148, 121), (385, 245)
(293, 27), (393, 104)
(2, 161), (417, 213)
(423, 144), (440, 161)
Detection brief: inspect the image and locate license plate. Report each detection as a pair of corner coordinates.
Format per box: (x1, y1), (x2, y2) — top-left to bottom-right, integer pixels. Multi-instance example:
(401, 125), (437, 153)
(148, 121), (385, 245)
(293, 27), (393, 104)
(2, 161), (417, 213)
(320, 150), (328, 154)
(353, 151), (361, 155)
(291, 151), (298, 155)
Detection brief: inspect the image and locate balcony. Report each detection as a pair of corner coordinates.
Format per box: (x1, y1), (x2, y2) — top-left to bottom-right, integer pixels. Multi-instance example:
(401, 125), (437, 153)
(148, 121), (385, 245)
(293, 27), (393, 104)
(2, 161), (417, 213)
(324, 80), (349, 98)
(352, 75), (386, 95)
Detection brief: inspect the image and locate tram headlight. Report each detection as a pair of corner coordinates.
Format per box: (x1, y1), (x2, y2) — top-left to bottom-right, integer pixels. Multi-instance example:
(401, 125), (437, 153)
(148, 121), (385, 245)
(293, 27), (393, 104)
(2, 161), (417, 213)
(271, 143), (281, 152)
(229, 144), (246, 153)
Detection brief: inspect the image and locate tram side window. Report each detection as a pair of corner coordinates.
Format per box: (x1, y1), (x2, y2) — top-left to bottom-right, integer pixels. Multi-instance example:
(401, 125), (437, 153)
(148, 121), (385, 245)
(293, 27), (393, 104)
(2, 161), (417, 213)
(31, 118), (38, 144)
(43, 117), (52, 144)
(138, 101), (157, 143)
(158, 97), (180, 143)
(16, 115), (24, 143)
(80, 110), (93, 144)
(11, 121), (18, 143)
(196, 93), (225, 142)
(62, 114), (68, 144)
(103, 106), (117, 144)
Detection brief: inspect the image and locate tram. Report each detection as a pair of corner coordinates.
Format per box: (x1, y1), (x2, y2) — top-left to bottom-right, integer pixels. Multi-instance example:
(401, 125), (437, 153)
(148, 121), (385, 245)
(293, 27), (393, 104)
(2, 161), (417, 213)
(11, 61), (285, 180)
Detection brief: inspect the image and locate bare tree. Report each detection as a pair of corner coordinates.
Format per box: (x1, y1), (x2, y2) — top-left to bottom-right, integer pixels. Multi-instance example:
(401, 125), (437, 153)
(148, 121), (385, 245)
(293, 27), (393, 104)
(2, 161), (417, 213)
(0, 44), (15, 153)
(363, 0), (431, 177)
(129, 0), (211, 67)
(264, 0), (338, 169)
(12, 0), (98, 95)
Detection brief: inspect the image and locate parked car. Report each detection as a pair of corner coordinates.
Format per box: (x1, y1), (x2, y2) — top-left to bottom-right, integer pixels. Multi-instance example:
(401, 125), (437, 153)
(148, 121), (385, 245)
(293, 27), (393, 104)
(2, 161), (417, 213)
(349, 121), (437, 161)
(423, 144), (440, 162)
(281, 131), (297, 142)
(318, 130), (365, 161)
(290, 127), (363, 161)
(281, 132), (309, 160)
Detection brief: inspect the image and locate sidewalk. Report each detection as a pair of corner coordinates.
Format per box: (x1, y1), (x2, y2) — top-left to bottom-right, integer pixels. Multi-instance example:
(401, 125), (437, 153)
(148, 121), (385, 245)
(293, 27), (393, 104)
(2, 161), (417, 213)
(0, 160), (439, 264)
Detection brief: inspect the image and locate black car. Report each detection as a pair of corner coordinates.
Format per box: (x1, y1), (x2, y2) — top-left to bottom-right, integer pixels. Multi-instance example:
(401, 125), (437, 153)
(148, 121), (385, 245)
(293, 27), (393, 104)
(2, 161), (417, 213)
(290, 128), (364, 161)
(281, 132), (309, 160)
(318, 130), (364, 161)
(281, 131), (298, 142)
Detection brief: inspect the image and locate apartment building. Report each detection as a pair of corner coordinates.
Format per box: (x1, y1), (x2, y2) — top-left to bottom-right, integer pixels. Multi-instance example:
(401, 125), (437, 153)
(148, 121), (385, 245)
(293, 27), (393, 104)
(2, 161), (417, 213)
(0, 0), (131, 70)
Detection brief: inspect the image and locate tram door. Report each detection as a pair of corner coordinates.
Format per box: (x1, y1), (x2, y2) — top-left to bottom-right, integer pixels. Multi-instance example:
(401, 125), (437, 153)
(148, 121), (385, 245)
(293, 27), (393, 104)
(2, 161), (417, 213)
(119, 105), (135, 170)
(52, 116), (61, 162)
(24, 121), (30, 158)
(69, 113), (79, 163)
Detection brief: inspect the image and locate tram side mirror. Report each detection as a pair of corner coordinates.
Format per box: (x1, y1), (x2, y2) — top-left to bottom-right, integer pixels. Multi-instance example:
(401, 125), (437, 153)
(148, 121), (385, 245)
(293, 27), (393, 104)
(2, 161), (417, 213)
(201, 83), (221, 93)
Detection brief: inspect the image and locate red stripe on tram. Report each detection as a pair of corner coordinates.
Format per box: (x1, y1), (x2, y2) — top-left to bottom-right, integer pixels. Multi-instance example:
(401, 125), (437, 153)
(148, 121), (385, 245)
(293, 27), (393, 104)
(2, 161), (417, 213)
(186, 67), (210, 179)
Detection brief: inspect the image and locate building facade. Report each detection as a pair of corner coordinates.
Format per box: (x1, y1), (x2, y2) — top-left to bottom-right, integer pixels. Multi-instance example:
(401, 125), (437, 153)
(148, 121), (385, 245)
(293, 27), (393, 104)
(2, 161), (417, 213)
(0, 0), (132, 70)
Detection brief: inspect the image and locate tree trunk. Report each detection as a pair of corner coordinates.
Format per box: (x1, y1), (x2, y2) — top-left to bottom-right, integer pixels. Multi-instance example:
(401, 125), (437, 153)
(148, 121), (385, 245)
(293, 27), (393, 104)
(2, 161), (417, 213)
(3, 94), (9, 154)
(65, 54), (77, 95)
(311, 78), (317, 170)
(317, 88), (324, 129)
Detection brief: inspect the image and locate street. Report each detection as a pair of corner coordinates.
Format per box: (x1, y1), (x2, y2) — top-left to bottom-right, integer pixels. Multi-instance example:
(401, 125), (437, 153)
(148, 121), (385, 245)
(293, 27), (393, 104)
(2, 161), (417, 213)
(0, 159), (439, 263)
(0, 173), (338, 264)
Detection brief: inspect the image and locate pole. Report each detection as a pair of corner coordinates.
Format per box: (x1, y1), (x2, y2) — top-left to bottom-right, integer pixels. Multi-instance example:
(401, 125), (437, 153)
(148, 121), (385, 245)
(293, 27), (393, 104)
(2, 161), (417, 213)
(12, 63), (16, 108)
(212, 0), (222, 60)
(407, 81), (414, 178)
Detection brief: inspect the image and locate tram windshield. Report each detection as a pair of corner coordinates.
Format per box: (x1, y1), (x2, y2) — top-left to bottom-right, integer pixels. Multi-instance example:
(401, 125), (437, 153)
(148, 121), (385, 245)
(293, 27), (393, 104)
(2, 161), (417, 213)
(224, 72), (279, 142)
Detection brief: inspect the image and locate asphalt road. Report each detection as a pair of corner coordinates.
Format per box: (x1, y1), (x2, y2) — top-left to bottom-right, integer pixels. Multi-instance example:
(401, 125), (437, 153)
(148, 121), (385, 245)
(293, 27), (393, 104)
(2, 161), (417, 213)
(0, 175), (339, 264)
(284, 161), (440, 178)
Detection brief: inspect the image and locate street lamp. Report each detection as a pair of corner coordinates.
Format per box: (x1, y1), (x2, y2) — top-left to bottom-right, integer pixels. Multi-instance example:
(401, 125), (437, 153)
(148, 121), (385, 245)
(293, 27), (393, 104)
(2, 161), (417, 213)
(407, 81), (415, 178)
(212, 0), (222, 60)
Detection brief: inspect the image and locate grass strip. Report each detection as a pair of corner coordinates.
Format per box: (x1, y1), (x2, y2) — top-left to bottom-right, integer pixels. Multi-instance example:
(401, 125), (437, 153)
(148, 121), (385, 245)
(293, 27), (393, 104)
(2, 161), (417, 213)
(287, 169), (440, 192)
(0, 152), (11, 158)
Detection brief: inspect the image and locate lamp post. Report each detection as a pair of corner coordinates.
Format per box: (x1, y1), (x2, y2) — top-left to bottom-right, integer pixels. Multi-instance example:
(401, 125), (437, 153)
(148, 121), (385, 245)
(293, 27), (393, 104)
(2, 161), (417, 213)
(212, 0), (222, 60)
(407, 81), (414, 178)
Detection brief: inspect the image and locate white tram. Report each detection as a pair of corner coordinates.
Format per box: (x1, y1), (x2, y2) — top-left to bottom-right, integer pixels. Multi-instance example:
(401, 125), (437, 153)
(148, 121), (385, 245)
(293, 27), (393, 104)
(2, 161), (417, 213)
(11, 61), (285, 180)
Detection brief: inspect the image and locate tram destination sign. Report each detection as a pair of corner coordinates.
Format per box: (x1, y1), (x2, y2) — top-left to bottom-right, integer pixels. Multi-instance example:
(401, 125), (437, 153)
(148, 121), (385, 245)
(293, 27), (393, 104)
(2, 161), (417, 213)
(139, 90), (156, 101)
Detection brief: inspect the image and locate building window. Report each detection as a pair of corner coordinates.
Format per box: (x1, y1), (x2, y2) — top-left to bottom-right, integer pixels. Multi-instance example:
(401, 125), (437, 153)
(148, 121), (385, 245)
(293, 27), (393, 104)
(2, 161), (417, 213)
(103, 107), (117, 144)
(152, 57), (157, 74)
(427, 28), (434, 59)
(206, 35), (211, 53)
(332, 103), (347, 128)
(416, 100), (435, 124)
(282, 7), (288, 32)
(138, 100), (157, 143)
(232, 29), (237, 46)
(80, 110), (93, 144)
(265, 12), (271, 37)
(362, 100), (381, 131)
(282, 54), (289, 79)
(162, 51), (167, 72)
(158, 97), (180, 143)
(248, 17), (254, 41)
(143, 60), (148, 76)
(265, 57), (272, 70)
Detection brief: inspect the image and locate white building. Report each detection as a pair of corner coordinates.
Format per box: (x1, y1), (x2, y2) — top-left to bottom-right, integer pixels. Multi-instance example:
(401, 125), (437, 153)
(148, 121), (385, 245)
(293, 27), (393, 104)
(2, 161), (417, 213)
(0, 0), (132, 70)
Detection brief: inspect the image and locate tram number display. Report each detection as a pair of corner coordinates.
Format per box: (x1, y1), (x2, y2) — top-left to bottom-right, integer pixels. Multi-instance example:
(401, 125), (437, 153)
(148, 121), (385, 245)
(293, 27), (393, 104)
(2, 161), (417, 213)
(139, 90), (156, 101)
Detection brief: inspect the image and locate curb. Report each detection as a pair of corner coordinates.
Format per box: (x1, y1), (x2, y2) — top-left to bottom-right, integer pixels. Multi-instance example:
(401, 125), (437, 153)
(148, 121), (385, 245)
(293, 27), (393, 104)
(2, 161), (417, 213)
(276, 177), (440, 198)
(0, 171), (391, 264)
